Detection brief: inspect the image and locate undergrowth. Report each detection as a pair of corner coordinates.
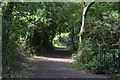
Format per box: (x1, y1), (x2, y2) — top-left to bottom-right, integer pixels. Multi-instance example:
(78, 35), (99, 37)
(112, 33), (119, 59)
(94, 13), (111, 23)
(71, 39), (99, 73)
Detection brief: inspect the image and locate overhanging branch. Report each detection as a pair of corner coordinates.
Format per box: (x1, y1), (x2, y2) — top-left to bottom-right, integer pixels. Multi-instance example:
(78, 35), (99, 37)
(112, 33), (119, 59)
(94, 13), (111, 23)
(79, 0), (95, 43)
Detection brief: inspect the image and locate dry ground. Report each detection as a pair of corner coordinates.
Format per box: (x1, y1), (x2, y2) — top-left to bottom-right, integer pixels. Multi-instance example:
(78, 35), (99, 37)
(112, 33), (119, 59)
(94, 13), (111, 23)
(28, 47), (110, 78)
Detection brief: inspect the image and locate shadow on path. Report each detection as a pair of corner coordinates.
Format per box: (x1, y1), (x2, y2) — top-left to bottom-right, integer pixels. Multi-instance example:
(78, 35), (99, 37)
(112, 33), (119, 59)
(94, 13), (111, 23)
(28, 47), (110, 78)
(44, 47), (73, 59)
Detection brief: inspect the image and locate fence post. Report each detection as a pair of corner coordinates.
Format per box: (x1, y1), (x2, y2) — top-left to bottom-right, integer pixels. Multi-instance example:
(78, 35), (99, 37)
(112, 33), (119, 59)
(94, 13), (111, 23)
(99, 50), (103, 71)
(103, 51), (105, 69)
(112, 51), (115, 74)
(118, 49), (120, 73)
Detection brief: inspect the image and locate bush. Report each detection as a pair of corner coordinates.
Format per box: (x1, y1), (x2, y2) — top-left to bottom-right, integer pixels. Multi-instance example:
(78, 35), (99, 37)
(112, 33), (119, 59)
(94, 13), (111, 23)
(72, 39), (99, 73)
(2, 40), (24, 78)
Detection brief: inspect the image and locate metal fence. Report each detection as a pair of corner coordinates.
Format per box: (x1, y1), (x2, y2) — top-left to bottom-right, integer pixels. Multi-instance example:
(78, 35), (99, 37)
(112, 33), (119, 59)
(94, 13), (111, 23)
(99, 50), (120, 74)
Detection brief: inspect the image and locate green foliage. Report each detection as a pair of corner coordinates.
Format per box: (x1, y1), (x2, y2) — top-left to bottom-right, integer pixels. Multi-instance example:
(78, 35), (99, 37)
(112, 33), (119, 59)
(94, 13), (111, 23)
(2, 2), (120, 77)
(72, 39), (99, 73)
(72, 2), (120, 74)
(53, 33), (71, 46)
(85, 2), (120, 50)
(98, 51), (120, 74)
(116, 75), (120, 79)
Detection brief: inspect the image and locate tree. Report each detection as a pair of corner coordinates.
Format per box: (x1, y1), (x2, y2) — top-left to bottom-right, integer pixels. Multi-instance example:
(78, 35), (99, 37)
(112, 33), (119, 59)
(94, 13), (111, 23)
(79, 0), (95, 44)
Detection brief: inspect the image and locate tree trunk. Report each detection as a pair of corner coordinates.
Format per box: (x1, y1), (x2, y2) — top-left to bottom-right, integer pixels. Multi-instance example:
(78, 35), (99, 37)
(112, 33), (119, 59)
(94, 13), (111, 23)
(71, 28), (75, 51)
(79, 0), (95, 44)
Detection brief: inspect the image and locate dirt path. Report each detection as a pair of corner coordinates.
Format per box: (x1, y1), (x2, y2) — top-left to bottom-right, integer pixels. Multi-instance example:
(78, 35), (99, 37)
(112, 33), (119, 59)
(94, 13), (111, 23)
(29, 47), (110, 78)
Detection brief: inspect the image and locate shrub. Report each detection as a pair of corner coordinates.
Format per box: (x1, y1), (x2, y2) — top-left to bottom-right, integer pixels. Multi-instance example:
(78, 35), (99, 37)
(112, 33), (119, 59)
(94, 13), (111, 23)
(72, 39), (99, 73)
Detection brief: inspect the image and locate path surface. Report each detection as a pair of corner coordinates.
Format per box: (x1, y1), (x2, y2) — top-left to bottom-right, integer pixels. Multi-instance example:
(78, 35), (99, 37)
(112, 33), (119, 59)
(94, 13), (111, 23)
(29, 47), (110, 78)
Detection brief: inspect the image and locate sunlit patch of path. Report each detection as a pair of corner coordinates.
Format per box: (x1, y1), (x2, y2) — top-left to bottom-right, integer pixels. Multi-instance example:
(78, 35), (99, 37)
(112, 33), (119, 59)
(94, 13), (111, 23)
(33, 56), (74, 63)
(29, 56), (110, 78)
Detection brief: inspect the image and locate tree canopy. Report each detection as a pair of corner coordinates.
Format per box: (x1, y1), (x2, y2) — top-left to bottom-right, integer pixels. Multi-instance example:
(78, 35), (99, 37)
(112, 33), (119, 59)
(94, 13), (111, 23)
(2, 2), (120, 77)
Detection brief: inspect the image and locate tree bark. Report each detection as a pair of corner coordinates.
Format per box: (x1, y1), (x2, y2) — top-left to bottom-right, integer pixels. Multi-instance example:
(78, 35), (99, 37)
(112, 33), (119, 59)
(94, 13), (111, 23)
(71, 28), (76, 51)
(79, 0), (95, 44)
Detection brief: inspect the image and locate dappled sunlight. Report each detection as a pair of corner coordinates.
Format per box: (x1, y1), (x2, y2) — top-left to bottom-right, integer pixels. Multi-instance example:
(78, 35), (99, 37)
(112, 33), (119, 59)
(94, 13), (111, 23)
(3, 2), (119, 78)
(53, 33), (72, 49)
(31, 56), (74, 63)
(29, 56), (74, 63)
(29, 56), (110, 78)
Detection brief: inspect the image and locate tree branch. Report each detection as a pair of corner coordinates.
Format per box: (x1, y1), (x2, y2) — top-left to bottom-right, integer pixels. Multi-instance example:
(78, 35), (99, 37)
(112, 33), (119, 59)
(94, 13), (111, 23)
(79, 0), (95, 44)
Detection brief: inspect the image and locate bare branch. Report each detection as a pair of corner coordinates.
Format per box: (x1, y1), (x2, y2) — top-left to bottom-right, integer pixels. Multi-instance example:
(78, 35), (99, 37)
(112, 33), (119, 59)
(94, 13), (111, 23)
(79, 0), (95, 43)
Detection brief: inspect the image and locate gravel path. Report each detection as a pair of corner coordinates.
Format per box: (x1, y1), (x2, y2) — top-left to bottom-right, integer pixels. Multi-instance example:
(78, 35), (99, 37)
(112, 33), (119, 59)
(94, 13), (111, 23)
(29, 57), (110, 78)
(29, 47), (110, 78)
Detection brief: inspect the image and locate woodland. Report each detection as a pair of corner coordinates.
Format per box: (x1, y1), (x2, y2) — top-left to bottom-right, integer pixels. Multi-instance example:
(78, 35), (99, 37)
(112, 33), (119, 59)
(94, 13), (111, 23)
(1, 1), (120, 78)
